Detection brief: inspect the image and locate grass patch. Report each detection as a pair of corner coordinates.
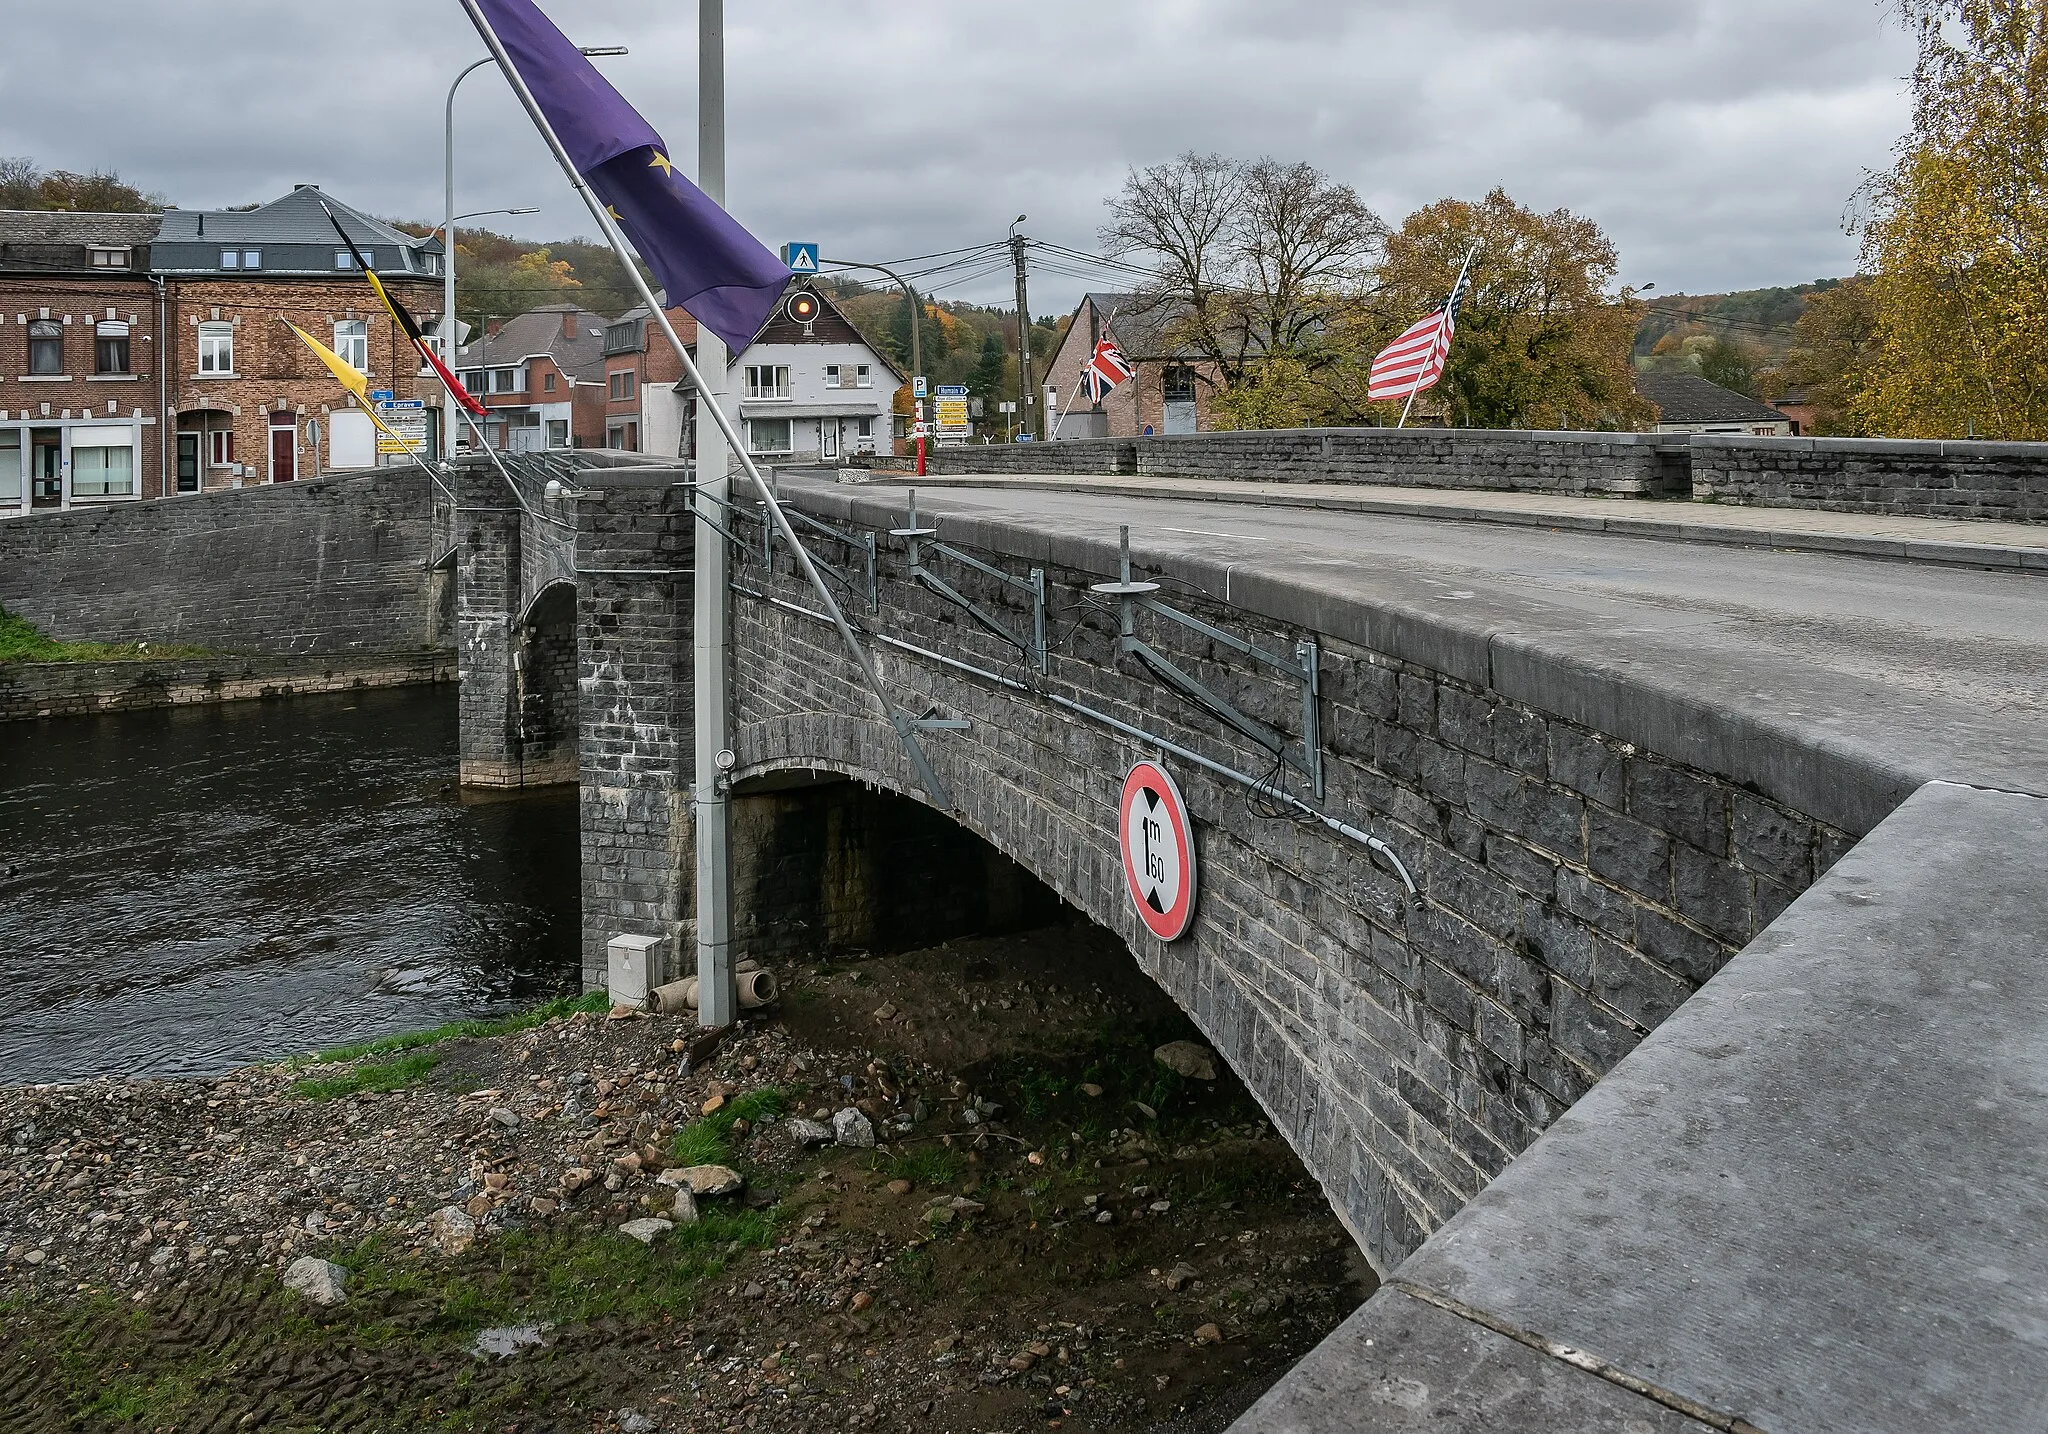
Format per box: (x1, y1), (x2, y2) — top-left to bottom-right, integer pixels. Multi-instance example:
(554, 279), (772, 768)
(0, 604), (213, 664)
(971, 1016), (1261, 1146)
(308, 990), (610, 1066)
(291, 1051), (442, 1101)
(670, 1085), (793, 1169)
(881, 1146), (968, 1188)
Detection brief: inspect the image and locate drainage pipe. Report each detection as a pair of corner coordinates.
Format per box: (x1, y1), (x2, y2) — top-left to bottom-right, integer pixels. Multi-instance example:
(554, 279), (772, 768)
(652, 969), (778, 1015)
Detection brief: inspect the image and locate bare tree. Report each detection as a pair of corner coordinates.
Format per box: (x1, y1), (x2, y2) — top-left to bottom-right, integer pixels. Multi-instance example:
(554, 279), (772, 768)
(1099, 152), (1383, 386)
(0, 157), (40, 210)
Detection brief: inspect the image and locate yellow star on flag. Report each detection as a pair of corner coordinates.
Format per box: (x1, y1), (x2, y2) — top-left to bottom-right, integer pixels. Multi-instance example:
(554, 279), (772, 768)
(648, 151), (675, 176)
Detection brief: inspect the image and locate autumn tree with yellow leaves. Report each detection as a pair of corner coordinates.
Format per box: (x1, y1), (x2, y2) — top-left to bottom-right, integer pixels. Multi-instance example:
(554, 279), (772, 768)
(1853, 0), (2048, 438)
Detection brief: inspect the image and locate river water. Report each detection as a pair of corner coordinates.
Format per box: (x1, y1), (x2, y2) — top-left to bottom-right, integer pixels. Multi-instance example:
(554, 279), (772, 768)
(0, 687), (580, 1085)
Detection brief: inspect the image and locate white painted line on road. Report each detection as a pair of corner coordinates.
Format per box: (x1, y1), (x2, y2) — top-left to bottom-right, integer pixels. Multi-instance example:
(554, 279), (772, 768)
(1161, 526), (1271, 541)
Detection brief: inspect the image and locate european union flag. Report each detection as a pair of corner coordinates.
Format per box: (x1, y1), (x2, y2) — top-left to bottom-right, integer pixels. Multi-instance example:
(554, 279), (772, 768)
(468, 0), (791, 355)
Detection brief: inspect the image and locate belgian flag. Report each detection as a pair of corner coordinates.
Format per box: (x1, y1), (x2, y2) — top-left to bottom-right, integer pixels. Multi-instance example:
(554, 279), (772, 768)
(281, 320), (419, 450)
(324, 204), (489, 419)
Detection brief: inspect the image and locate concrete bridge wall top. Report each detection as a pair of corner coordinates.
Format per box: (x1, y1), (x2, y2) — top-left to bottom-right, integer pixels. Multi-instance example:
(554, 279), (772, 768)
(923, 427), (2048, 522)
(0, 464), (447, 653)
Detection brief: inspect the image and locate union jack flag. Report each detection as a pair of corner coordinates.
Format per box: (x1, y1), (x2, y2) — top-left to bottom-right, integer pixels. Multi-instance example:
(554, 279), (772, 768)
(1083, 338), (1136, 403)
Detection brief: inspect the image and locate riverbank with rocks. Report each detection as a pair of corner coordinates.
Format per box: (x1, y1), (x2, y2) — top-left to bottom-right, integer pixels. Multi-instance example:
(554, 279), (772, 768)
(1, 922), (1371, 1433)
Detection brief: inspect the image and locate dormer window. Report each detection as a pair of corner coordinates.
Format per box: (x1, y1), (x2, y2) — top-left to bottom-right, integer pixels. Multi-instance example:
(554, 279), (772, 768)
(89, 247), (131, 269)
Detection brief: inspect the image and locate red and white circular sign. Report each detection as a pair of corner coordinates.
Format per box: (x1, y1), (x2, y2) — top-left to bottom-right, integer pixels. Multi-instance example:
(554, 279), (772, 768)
(1120, 760), (1197, 941)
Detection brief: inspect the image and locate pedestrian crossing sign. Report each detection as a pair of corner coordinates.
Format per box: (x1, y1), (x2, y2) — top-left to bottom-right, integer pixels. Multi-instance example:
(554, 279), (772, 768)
(782, 242), (820, 274)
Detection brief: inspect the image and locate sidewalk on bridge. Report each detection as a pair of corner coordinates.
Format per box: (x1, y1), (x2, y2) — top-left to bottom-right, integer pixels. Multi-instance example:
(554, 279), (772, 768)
(851, 469), (2048, 572)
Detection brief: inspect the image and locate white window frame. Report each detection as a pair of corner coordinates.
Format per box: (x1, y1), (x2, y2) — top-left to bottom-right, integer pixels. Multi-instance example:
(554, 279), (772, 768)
(744, 364), (791, 400)
(333, 319), (369, 373)
(69, 438), (136, 499)
(95, 320), (130, 375)
(89, 247), (131, 269)
(745, 416), (793, 454)
(853, 363), (872, 388)
(198, 322), (234, 375)
(0, 429), (23, 505)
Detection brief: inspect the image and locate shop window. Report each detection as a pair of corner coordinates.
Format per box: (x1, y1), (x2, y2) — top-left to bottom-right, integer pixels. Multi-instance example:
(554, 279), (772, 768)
(71, 443), (135, 498)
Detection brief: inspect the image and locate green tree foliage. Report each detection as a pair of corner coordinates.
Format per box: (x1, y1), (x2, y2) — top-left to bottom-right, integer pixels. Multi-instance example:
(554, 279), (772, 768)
(1366, 189), (1650, 429)
(1695, 336), (1763, 396)
(1851, 0), (2048, 437)
(1763, 276), (1883, 435)
(0, 157), (162, 212)
(967, 331), (1007, 399)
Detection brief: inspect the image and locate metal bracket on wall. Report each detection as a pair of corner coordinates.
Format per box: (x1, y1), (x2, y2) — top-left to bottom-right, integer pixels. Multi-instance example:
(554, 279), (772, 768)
(1091, 525), (1324, 799)
(892, 490), (1049, 673)
(776, 505), (879, 615)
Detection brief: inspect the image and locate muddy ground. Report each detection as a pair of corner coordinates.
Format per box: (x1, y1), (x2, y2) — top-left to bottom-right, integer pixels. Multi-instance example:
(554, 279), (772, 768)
(1, 920), (1373, 1433)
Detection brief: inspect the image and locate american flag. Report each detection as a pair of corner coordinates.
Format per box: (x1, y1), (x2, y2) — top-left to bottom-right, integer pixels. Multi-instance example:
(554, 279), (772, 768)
(1367, 266), (1473, 403)
(1083, 338), (1136, 403)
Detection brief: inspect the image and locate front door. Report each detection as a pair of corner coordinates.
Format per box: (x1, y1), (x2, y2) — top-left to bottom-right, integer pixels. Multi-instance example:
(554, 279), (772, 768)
(820, 419), (839, 461)
(269, 425), (297, 483)
(30, 430), (61, 508)
(176, 434), (200, 493)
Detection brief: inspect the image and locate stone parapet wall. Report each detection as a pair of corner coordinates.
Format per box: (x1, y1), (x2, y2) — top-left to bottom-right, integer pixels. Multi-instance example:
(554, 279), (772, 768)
(0, 463), (446, 652)
(927, 428), (1686, 495)
(921, 427), (2048, 520)
(0, 649), (453, 723)
(1689, 433), (2048, 522)
(728, 491), (1854, 1270)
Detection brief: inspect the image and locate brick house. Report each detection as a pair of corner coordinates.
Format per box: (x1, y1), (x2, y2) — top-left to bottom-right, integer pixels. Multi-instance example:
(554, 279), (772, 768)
(150, 185), (444, 490)
(453, 302), (608, 450)
(602, 285), (900, 464)
(0, 211), (164, 513)
(1042, 291), (1223, 440)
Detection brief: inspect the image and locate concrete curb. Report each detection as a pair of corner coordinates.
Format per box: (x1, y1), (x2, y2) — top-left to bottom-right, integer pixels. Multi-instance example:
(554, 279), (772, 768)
(861, 472), (2048, 573)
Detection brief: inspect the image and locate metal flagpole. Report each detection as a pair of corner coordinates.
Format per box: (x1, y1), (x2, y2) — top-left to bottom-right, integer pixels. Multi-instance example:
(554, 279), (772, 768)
(457, 3), (954, 832)
(693, 0), (735, 1030)
(1397, 241), (1479, 430)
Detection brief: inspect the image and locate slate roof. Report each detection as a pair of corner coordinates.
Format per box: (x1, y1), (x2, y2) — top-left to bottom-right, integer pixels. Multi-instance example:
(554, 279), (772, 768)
(1636, 371), (1789, 426)
(150, 185), (439, 276)
(1077, 291), (1204, 361)
(456, 302), (611, 383)
(0, 210), (161, 247)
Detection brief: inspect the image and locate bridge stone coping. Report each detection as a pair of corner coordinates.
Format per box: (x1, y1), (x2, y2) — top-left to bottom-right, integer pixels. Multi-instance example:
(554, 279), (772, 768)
(1235, 779), (2048, 1432)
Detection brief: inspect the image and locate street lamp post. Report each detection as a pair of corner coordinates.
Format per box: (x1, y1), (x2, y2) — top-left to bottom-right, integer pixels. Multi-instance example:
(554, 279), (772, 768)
(443, 45), (625, 457)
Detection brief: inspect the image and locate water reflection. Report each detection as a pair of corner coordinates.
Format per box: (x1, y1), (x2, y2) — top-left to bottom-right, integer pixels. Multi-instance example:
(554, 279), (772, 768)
(0, 687), (580, 1083)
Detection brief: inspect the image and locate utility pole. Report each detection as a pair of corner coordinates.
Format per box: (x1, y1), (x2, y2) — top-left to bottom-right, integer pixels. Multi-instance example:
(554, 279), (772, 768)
(1010, 215), (1033, 441)
(693, 0), (736, 1029)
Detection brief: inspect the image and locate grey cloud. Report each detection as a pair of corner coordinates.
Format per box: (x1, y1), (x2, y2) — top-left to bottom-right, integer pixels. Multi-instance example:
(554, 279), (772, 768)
(0, 0), (1914, 311)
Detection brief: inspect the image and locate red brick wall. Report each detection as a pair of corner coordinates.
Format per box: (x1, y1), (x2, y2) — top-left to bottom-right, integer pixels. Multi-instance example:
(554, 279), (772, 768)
(1, 275), (166, 497)
(166, 275), (439, 488)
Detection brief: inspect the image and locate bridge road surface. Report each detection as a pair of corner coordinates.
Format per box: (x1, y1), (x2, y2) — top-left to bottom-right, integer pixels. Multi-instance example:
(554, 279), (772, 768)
(793, 474), (2048, 817)
(779, 473), (2048, 1433)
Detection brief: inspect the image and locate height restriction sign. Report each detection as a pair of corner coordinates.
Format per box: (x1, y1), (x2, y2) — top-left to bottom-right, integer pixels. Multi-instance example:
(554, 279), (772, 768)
(1119, 760), (1197, 941)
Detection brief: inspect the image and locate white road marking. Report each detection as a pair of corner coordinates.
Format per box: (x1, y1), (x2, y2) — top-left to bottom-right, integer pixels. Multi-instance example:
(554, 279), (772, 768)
(1161, 526), (1271, 541)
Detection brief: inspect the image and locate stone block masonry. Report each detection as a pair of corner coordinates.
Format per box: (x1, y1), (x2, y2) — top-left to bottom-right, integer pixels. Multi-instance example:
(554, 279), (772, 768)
(926, 427), (1688, 496)
(0, 650), (453, 723)
(573, 467), (696, 991)
(0, 463), (447, 654)
(722, 489), (1854, 1274)
(917, 426), (2048, 520)
(1690, 433), (2048, 522)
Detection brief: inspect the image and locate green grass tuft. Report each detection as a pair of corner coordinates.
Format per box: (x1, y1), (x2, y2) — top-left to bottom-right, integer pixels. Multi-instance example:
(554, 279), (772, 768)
(291, 1051), (442, 1100)
(669, 1085), (794, 1169)
(881, 1146), (968, 1188)
(0, 604), (214, 665)
(310, 990), (610, 1066)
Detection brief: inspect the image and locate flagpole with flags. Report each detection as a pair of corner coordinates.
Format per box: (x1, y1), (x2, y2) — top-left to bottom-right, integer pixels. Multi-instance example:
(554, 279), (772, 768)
(1397, 241), (1480, 429)
(455, 2), (952, 835)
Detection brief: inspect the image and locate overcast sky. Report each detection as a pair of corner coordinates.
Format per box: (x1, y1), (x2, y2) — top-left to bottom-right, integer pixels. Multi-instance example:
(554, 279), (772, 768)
(0, 0), (1914, 313)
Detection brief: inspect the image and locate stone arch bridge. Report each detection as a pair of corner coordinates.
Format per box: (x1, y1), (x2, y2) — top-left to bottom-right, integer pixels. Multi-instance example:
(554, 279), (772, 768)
(447, 446), (2048, 1433)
